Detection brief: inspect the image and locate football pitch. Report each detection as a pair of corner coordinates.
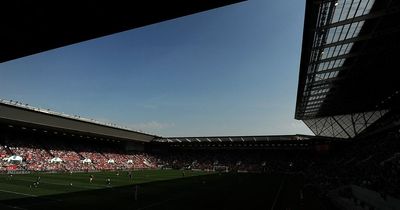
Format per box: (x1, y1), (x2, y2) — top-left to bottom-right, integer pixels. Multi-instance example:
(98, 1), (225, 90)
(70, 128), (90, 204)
(0, 170), (330, 210)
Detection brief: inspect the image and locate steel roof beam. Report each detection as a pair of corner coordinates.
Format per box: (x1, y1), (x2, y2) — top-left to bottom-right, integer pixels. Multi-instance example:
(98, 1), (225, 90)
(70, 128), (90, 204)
(318, 8), (399, 30)
(312, 52), (358, 64)
(313, 35), (372, 50)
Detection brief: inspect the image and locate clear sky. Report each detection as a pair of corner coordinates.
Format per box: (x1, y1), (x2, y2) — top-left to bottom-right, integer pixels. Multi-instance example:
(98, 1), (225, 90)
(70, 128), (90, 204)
(0, 0), (313, 137)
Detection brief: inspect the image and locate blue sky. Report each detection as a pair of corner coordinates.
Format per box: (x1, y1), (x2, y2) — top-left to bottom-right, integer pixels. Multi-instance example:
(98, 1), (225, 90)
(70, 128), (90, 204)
(0, 0), (313, 137)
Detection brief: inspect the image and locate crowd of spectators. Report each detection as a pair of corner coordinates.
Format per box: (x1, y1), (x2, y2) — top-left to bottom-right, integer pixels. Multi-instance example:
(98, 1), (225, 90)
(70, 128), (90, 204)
(0, 138), (157, 172)
(0, 145), (9, 172)
(0, 144), (8, 159)
(151, 133), (400, 199)
(49, 146), (84, 171)
(301, 133), (400, 199)
(0, 132), (399, 200)
(152, 149), (307, 174)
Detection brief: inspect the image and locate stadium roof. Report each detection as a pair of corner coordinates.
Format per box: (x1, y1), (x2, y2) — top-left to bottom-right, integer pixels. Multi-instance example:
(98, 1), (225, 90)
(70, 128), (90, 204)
(0, 99), (156, 142)
(0, 0), (244, 63)
(0, 0), (246, 141)
(154, 135), (324, 143)
(295, 0), (400, 138)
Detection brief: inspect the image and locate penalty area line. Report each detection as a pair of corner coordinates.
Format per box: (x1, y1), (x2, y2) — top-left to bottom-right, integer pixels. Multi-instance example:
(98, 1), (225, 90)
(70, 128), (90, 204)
(0, 203), (28, 210)
(0, 189), (38, 197)
(270, 177), (285, 210)
(0, 189), (63, 204)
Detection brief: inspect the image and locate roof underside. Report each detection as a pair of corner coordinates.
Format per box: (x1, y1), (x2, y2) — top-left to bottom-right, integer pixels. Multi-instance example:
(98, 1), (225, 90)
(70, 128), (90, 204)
(0, 0), (244, 63)
(296, 0), (400, 120)
(295, 0), (400, 138)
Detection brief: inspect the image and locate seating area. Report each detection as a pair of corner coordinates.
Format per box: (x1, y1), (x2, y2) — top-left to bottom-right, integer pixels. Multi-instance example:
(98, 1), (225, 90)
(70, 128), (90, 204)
(79, 150), (113, 170)
(0, 145), (8, 159)
(0, 138), (157, 172)
(302, 134), (400, 200)
(152, 134), (400, 200)
(6, 141), (55, 171)
(0, 132), (399, 201)
(152, 149), (300, 173)
(48, 147), (83, 171)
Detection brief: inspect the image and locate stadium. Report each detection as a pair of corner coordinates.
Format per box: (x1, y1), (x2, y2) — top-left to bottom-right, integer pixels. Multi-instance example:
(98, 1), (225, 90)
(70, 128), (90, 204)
(1, 0), (399, 209)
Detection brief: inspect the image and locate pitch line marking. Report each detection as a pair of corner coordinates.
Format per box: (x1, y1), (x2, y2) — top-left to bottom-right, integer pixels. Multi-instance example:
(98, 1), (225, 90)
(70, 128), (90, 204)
(0, 203), (28, 210)
(0, 189), (38, 197)
(270, 177), (285, 210)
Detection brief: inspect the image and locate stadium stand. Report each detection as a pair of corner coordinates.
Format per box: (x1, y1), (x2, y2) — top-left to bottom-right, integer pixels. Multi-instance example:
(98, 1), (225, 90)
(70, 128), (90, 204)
(0, 121), (399, 210)
(0, 134), (157, 172)
(1, 130), (398, 196)
(0, 0), (399, 209)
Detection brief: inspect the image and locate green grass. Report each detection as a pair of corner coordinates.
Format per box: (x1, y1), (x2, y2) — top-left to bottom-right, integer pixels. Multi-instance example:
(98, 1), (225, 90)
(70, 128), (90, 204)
(0, 170), (330, 210)
(0, 169), (207, 200)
